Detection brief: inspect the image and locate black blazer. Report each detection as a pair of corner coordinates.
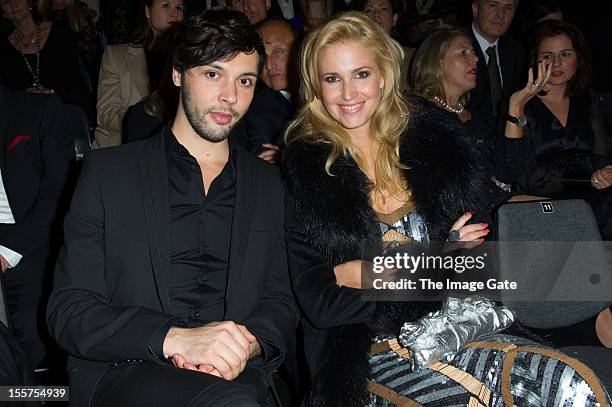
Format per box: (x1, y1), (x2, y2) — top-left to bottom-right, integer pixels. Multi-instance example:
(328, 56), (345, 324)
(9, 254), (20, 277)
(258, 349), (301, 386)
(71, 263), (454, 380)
(47, 129), (297, 405)
(0, 86), (74, 257)
(467, 32), (525, 133)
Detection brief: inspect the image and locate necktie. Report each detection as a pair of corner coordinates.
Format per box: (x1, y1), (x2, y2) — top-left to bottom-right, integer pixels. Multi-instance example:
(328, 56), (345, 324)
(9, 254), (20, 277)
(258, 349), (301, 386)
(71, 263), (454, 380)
(486, 46), (502, 117)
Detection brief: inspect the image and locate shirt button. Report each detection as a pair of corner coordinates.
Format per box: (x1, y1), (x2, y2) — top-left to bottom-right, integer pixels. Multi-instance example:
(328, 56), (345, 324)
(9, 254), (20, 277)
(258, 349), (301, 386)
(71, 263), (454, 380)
(193, 311), (200, 319)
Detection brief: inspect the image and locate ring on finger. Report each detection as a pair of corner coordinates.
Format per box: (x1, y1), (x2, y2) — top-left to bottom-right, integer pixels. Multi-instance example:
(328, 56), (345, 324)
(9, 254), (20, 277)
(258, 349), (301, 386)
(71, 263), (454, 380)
(531, 81), (542, 89)
(592, 177), (600, 184)
(448, 230), (461, 242)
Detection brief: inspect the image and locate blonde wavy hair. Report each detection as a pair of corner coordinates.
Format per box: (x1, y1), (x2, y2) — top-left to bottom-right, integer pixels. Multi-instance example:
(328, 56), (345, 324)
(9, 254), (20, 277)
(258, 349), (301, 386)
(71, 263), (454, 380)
(285, 11), (410, 198)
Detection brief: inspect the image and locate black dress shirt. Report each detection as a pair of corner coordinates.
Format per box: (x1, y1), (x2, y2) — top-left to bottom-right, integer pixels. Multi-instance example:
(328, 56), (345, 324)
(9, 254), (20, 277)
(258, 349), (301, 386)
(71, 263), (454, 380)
(149, 130), (236, 357)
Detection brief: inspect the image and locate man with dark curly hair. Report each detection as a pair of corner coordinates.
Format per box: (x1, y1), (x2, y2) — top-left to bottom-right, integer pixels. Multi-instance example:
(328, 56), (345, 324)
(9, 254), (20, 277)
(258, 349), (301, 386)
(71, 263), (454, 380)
(47, 9), (296, 406)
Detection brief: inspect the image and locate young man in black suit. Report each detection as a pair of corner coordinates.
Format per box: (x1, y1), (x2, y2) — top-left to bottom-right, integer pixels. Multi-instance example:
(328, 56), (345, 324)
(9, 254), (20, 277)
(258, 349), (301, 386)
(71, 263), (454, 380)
(468, 0), (525, 134)
(47, 9), (296, 406)
(0, 85), (74, 369)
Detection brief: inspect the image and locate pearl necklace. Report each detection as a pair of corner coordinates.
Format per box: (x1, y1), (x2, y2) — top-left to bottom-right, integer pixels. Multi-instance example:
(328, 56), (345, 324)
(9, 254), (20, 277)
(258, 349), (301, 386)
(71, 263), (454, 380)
(433, 96), (465, 114)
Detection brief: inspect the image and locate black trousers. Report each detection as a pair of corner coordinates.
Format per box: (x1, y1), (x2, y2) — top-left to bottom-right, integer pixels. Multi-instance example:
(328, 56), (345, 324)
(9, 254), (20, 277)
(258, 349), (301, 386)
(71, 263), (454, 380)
(92, 361), (269, 407)
(2, 248), (51, 369)
(0, 321), (36, 385)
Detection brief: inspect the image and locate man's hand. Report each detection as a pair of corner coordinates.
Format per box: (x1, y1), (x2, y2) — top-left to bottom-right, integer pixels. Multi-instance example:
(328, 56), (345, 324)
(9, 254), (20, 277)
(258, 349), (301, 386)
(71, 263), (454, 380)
(172, 341), (261, 377)
(257, 144), (282, 164)
(163, 321), (257, 380)
(334, 260), (364, 289)
(0, 255), (11, 273)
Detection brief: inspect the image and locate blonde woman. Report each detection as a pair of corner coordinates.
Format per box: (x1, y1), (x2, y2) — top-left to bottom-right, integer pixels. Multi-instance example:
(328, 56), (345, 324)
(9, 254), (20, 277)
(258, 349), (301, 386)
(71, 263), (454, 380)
(283, 12), (611, 406)
(282, 11), (490, 404)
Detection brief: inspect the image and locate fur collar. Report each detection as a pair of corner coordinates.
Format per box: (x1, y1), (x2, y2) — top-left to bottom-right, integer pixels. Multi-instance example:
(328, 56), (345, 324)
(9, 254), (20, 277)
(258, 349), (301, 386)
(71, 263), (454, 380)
(283, 114), (489, 253)
(283, 140), (380, 265)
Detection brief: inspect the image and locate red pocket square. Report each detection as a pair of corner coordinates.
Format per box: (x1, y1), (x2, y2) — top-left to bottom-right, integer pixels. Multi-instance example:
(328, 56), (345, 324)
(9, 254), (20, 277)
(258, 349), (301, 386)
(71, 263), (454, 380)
(8, 135), (30, 151)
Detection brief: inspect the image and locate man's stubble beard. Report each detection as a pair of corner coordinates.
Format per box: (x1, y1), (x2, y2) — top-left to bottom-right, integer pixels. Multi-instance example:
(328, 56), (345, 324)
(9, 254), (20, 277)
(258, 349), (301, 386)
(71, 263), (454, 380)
(180, 77), (241, 143)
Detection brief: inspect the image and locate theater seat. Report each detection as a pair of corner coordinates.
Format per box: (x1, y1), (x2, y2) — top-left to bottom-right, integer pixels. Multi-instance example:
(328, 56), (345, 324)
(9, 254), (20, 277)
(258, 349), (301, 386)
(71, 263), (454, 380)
(64, 104), (91, 161)
(495, 199), (611, 329)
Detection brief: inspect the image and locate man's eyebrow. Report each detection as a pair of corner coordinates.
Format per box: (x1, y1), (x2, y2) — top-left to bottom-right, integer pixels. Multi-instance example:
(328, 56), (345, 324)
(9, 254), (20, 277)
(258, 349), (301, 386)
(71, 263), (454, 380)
(206, 64), (258, 78)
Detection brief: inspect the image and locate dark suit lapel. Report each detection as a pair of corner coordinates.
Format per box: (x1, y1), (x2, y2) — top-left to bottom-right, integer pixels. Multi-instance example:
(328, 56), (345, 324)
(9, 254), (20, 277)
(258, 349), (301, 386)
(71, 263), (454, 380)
(225, 149), (254, 317)
(139, 130), (171, 312)
(499, 39), (513, 95)
(469, 33), (490, 108)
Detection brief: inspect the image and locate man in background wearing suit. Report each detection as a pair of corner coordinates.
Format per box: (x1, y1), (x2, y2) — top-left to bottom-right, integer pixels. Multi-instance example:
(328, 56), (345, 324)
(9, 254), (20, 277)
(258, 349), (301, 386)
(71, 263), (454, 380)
(0, 84), (73, 369)
(238, 18), (300, 165)
(468, 0), (525, 134)
(47, 9), (296, 407)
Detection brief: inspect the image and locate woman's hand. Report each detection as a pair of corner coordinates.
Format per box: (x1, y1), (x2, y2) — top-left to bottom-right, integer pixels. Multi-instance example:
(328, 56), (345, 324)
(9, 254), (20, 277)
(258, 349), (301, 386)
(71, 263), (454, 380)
(508, 61), (552, 116)
(447, 212), (489, 242)
(591, 165), (612, 189)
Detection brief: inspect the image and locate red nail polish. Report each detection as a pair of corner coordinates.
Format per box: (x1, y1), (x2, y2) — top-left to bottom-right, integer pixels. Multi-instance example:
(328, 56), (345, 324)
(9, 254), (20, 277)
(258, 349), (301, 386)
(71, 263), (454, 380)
(484, 229), (490, 234)
(482, 223), (489, 227)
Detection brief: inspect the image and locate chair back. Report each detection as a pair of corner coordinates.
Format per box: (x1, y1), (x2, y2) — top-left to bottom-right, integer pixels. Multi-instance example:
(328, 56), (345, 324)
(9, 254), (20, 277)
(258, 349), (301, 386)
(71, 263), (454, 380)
(496, 199), (611, 329)
(64, 104), (91, 161)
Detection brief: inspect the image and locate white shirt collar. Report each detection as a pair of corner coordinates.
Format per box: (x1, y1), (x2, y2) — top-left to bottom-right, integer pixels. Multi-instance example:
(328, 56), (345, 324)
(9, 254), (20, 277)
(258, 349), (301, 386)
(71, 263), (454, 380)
(472, 23), (499, 57)
(279, 90), (292, 102)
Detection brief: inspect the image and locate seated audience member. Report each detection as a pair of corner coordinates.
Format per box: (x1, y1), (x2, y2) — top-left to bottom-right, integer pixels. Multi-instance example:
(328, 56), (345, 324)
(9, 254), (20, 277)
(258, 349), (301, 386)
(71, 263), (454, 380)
(519, 20), (612, 239)
(282, 13), (611, 405)
(468, 0), (525, 136)
(258, 18), (298, 96)
(240, 17), (300, 164)
(408, 28), (551, 203)
(36, 0), (100, 88)
(361, 0), (413, 92)
(0, 0), (92, 117)
(229, 0), (269, 25)
(282, 9), (483, 399)
(47, 10), (296, 406)
(0, 84), (74, 369)
(92, 0), (183, 149)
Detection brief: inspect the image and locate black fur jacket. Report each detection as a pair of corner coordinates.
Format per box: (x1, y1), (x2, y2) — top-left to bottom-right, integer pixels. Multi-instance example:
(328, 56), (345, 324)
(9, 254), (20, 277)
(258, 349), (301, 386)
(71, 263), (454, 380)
(282, 105), (493, 406)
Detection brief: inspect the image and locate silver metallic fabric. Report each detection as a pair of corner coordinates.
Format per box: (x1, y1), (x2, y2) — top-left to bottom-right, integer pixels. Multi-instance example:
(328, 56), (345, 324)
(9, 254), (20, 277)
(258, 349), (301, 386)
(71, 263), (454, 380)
(398, 296), (514, 371)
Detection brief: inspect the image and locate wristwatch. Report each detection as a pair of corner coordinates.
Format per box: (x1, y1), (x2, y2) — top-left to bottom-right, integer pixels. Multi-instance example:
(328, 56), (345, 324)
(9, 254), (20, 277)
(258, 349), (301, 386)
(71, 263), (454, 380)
(507, 114), (527, 128)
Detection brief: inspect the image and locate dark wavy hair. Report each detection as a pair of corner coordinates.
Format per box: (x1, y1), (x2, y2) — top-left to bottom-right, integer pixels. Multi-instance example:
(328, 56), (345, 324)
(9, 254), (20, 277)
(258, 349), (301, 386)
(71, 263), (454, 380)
(171, 9), (264, 74)
(529, 20), (591, 97)
(130, 0), (156, 48)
